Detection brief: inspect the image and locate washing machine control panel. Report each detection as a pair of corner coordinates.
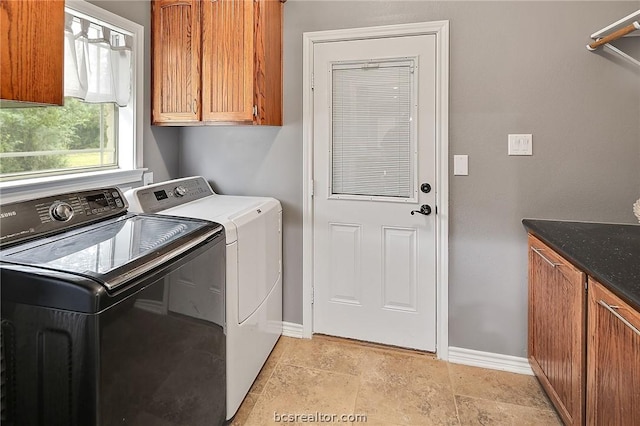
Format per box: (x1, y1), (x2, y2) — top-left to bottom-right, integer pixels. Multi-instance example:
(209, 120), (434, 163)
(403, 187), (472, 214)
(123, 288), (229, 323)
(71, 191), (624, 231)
(0, 188), (128, 247)
(131, 176), (215, 213)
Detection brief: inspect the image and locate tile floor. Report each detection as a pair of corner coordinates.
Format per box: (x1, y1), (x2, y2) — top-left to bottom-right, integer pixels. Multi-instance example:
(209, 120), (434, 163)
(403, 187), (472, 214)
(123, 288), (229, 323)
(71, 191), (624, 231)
(230, 335), (561, 425)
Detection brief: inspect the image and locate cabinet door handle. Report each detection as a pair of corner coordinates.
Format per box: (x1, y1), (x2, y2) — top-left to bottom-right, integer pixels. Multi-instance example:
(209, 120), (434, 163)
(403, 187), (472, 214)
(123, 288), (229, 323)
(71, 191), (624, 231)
(192, 99), (198, 114)
(531, 247), (562, 268)
(598, 300), (640, 337)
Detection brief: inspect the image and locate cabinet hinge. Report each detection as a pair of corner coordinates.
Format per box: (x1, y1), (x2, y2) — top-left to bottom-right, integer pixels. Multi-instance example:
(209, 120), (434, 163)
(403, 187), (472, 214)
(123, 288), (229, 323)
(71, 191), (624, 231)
(252, 105), (258, 118)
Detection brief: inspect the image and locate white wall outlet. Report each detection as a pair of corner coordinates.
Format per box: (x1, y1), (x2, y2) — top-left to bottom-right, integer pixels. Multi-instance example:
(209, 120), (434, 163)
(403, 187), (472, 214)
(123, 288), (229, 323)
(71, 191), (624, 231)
(453, 155), (469, 176)
(508, 134), (533, 155)
(143, 171), (154, 185)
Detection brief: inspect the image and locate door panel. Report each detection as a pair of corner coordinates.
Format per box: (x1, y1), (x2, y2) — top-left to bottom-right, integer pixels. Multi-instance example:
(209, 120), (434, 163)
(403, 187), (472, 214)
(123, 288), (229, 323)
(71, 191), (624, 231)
(201, 0), (254, 122)
(313, 35), (437, 351)
(382, 227), (417, 312)
(151, 0), (201, 123)
(328, 223), (362, 304)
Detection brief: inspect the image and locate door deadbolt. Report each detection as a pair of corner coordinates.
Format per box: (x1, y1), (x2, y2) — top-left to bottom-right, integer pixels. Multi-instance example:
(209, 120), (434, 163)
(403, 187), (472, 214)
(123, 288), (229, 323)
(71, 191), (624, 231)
(421, 183), (432, 193)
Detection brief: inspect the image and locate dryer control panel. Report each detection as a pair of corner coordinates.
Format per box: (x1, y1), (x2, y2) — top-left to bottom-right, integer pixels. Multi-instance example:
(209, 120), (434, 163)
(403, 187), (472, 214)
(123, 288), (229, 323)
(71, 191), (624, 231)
(127, 176), (215, 213)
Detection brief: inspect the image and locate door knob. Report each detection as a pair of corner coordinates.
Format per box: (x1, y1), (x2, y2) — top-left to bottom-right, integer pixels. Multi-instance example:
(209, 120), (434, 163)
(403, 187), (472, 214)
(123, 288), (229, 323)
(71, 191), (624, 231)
(410, 204), (432, 216)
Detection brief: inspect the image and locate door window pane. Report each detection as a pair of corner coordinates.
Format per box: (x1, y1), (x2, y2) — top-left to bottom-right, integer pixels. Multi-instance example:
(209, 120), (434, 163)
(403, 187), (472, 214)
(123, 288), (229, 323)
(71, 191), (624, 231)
(331, 59), (415, 198)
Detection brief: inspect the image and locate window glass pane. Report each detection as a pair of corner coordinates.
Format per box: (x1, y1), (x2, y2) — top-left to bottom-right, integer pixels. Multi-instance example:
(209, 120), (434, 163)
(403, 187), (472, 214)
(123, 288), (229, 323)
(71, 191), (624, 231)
(0, 98), (117, 178)
(0, 4), (136, 182)
(331, 60), (414, 198)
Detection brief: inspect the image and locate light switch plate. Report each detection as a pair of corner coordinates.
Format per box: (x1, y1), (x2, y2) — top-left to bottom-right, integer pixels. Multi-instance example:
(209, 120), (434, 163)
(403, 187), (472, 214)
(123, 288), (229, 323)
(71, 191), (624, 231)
(454, 155), (469, 176)
(508, 134), (533, 155)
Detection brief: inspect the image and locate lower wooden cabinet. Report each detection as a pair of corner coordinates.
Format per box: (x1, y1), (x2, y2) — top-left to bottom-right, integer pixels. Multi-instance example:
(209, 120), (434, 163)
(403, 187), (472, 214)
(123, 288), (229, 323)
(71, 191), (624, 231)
(587, 279), (640, 425)
(528, 234), (640, 426)
(528, 235), (586, 425)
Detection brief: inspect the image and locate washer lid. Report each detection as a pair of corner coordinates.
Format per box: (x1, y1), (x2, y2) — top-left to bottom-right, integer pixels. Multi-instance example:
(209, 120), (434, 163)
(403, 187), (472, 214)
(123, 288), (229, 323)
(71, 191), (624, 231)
(1, 214), (223, 291)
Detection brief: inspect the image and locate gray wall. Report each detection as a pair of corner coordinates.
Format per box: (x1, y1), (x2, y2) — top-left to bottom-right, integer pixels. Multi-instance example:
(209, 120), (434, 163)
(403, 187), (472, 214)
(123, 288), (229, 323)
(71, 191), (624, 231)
(89, 0), (180, 183)
(179, 1), (640, 357)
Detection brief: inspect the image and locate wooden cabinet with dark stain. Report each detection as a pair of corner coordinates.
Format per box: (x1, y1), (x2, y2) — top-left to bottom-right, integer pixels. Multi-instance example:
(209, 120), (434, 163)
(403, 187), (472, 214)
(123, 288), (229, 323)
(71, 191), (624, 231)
(0, 0), (65, 106)
(528, 235), (586, 425)
(151, 0), (283, 126)
(587, 279), (640, 425)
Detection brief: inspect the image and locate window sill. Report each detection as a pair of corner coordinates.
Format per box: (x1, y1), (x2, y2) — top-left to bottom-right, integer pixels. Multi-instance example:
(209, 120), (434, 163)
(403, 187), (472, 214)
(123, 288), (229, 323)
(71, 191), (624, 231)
(0, 169), (147, 204)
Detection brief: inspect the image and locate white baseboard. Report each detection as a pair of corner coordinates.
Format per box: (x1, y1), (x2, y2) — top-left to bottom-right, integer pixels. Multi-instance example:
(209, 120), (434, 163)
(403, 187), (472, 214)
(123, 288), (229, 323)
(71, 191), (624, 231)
(282, 321), (306, 339)
(448, 347), (533, 376)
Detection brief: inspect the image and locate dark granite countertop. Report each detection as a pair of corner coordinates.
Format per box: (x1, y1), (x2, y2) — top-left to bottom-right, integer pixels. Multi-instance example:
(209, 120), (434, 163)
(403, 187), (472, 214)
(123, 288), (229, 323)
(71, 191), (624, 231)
(522, 219), (640, 312)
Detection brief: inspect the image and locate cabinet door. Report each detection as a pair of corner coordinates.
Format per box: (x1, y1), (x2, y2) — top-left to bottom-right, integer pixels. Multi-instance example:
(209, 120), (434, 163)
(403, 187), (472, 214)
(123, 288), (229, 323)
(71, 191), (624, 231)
(254, 0), (283, 125)
(201, 0), (254, 123)
(528, 235), (586, 425)
(0, 0), (64, 106)
(587, 279), (640, 425)
(151, 0), (201, 124)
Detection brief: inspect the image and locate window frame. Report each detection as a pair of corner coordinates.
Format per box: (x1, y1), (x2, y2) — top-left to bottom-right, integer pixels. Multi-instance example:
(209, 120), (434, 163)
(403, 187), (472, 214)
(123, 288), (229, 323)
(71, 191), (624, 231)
(0, 0), (145, 203)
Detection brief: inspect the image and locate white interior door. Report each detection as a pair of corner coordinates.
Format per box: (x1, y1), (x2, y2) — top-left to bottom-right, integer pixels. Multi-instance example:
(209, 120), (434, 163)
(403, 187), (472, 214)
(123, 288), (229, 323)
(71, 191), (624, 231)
(312, 35), (437, 351)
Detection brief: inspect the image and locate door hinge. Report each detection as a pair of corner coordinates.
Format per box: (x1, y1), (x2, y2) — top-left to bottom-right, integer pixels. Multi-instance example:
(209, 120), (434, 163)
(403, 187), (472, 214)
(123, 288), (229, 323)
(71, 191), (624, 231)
(311, 288), (314, 305)
(311, 72), (314, 90)
(252, 105), (258, 118)
(310, 179), (314, 197)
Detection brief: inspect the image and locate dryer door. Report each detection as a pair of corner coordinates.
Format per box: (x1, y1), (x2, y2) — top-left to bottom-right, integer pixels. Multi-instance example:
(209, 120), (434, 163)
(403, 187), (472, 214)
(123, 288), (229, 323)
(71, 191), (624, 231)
(234, 201), (282, 323)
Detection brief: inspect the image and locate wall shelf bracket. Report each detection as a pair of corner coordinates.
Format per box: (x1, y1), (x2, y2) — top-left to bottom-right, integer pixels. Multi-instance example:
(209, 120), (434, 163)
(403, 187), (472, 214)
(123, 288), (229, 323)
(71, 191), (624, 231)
(587, 9), (640, 67)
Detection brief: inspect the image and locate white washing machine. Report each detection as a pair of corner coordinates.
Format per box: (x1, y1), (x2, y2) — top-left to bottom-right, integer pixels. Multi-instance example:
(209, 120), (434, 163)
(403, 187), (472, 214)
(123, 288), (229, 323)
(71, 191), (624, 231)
(124, 176), (282, 420)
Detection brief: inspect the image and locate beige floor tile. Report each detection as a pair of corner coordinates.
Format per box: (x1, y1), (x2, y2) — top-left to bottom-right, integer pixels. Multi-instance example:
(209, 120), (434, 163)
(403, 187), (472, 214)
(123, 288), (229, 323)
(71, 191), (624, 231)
(449, 364), (553, 410)
(455, 395), (512, 425)
(455, 395), (561, 426)
(359, 348), (451, 385)
(314, 334), (438, 359)
(279, 336), (366, 376)
(230, 392), (260, 426)
(495, 401), (562, 425)
(244, 364), (360, 426)
(356, 379), (459, 425)
(360, 418), (406, 426)
(248, 337), (292, 395)
(249, 354), (279, 395)
(269, 336), (294, 361)
(355, 350), (458, 425)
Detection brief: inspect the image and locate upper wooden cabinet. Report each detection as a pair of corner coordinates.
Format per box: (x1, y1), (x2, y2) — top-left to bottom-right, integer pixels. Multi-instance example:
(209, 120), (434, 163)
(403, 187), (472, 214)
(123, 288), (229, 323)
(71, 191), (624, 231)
(151, 0), (202, 123)
(0, 0), (65, 106)
(151, 0), (284, 126)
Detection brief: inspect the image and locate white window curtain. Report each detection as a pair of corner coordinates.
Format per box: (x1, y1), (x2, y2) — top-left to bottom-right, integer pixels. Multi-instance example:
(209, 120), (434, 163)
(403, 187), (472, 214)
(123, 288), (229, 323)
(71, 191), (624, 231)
(64, 13), (132, 106)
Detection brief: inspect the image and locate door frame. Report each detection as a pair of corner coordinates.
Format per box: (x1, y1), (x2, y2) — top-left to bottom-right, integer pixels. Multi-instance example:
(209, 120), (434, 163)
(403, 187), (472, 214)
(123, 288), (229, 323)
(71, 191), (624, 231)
(301, 21), (450, 360)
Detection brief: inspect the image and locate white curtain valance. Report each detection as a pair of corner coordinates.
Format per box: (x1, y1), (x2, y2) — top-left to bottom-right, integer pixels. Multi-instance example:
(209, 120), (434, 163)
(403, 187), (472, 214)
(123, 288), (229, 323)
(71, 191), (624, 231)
(64, 13), (132, 106)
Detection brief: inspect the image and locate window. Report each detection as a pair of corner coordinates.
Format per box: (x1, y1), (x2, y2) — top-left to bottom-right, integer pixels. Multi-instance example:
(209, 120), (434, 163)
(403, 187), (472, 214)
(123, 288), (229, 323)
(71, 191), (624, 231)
(0, 0), (143, 182)
(330, 58), (417, 200)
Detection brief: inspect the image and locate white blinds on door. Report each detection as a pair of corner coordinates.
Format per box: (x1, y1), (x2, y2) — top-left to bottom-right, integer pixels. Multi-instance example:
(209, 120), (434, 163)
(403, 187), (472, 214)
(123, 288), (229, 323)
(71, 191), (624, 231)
(331, 59), (415, 198)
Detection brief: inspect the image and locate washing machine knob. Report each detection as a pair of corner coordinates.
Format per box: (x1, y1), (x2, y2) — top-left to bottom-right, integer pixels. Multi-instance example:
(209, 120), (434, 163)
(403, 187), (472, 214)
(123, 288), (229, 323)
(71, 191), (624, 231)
(50, 202), (74, 222)
(174, 185), (188, 197)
